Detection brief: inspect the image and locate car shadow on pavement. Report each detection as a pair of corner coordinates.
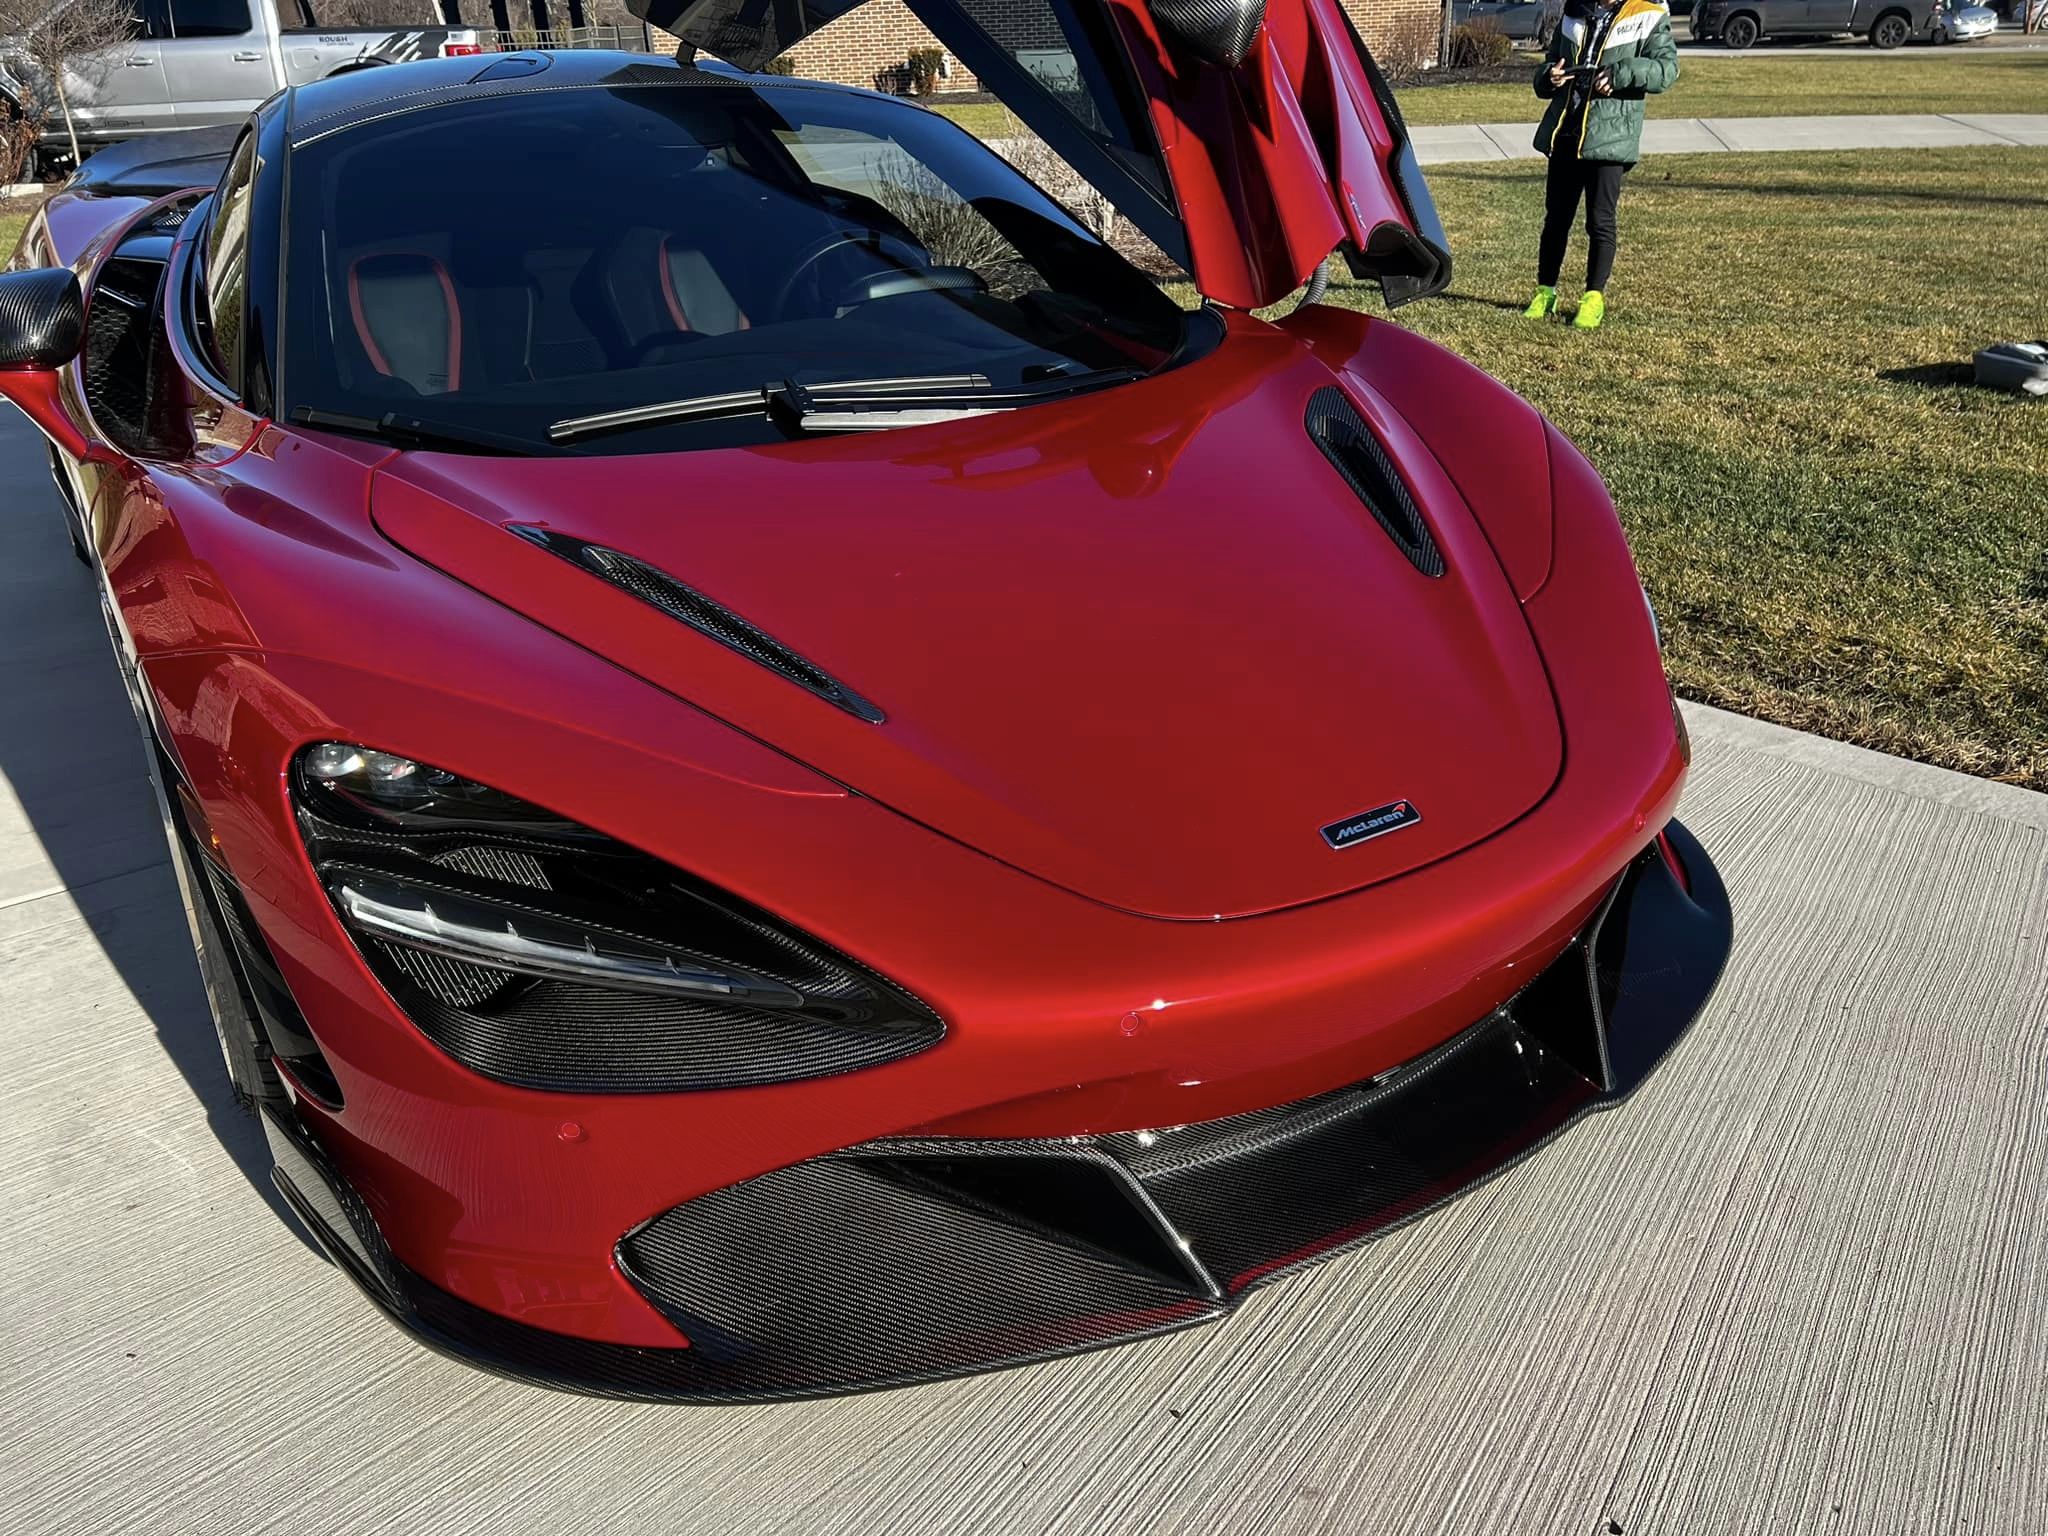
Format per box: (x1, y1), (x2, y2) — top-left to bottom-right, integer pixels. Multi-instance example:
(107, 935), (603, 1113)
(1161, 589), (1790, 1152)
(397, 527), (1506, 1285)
(0, 415), (318, 1256)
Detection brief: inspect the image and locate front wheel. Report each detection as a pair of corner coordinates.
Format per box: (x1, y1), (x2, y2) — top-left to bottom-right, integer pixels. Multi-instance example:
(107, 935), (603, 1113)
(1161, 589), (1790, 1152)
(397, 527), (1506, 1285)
(1870, 12), (1911, 45)
(1721, 12), (1760, 47)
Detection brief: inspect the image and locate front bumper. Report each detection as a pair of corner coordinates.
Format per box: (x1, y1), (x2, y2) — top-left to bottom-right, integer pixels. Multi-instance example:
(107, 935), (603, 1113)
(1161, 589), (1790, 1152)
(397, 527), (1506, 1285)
(266, 820), (1732, 1401)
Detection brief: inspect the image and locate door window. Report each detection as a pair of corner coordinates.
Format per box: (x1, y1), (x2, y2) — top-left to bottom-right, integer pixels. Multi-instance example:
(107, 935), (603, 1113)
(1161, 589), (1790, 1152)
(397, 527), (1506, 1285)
(940, 0), (1167, 195)
(164, 0), (254, 37)
(198, 131), (258, 389)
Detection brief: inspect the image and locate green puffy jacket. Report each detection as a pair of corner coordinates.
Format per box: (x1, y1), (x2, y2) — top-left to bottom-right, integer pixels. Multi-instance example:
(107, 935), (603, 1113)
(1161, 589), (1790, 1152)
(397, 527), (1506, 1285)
(1533, 0), (1680, 164)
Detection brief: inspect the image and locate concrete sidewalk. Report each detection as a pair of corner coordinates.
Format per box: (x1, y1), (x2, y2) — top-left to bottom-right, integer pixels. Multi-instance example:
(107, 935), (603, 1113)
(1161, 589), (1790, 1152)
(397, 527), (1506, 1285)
(1412, 110), (2048, 162)
(2, 405), (2046, 1535)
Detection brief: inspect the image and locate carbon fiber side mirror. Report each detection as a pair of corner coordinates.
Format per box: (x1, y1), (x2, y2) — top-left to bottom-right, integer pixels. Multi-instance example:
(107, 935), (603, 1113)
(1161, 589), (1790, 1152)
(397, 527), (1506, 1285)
(0, 267), (86, 371)
(1147, 0), (1268, 68)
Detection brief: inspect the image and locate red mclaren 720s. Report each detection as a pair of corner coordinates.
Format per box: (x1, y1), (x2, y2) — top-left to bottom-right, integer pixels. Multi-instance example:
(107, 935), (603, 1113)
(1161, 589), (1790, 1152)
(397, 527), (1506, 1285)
(0, 0), (1730, 1398)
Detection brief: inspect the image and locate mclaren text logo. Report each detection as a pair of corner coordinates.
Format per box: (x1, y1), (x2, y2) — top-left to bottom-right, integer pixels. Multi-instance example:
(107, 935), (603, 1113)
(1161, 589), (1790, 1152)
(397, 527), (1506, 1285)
(1320, 800), (1422, 851)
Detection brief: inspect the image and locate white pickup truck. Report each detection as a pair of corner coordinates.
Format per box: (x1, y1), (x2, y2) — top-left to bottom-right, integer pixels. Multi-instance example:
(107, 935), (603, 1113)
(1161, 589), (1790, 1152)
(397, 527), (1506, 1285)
(3, 1), (483, 172)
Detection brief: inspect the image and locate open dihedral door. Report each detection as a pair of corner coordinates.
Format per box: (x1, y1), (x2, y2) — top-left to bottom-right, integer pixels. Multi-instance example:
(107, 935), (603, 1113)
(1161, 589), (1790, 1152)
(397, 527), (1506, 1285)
(626, 0), (1451, 312)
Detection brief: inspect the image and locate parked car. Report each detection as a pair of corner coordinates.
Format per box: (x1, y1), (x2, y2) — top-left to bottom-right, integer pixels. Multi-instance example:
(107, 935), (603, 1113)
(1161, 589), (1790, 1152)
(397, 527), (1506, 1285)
(1691, 0), (1941, 46)
(0, 1), (1730, 1400)
(1935, 0), (1999, 37)
(1451, 0), (1562, 41)
(0, 0), (480, 175)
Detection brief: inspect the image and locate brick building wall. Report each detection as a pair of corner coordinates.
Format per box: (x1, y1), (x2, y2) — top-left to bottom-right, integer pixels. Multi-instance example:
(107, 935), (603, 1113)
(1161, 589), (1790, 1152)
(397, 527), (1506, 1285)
(785, 0), (983, 95)
(651, 0), (1440, 96)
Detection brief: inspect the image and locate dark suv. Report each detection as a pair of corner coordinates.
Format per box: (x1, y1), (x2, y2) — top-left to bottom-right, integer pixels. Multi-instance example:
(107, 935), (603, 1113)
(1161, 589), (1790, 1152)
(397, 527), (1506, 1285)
(1691, 0), (1943, 47)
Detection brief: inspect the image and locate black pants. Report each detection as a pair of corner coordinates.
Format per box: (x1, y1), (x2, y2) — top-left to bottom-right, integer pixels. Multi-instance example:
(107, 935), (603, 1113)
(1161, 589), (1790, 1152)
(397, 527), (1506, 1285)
(1539, 156), (1627, 292)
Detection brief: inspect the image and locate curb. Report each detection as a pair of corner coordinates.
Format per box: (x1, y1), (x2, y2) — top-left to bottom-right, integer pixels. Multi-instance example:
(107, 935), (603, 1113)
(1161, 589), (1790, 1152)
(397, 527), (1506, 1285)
(1680, 700), (2048, 833)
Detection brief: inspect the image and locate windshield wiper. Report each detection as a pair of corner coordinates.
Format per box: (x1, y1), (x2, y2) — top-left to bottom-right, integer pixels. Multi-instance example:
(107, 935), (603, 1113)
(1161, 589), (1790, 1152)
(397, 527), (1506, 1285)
(548, 374), (990, 444)
(290, 406), (547, 457)
(547, 370), (1140, 445)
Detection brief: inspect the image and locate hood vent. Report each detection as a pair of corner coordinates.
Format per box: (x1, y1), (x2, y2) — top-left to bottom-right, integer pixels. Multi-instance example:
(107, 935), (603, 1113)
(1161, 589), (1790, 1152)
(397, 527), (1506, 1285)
(1304, 388), (1444, 579)
(509, 526), (885, 723)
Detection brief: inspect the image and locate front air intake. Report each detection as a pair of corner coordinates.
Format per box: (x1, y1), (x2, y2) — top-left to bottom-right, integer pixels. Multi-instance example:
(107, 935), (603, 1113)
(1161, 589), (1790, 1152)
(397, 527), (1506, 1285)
(1304, 387), (1444, 578)
(508, 526), (885, 723)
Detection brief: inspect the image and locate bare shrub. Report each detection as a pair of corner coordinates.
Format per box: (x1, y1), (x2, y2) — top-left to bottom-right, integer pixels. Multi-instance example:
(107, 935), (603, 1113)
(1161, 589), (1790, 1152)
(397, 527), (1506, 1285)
(866, 149), (1037, 295)
(990, 113), (1181, 279)
(1, 97), (39, 184)
(989, 114), (1116, 242)
(0, 0), (138, 170)
(1369, 10), (1442, 83)
(1447, 17), (1514, 69)
(905, 45), (944, 96)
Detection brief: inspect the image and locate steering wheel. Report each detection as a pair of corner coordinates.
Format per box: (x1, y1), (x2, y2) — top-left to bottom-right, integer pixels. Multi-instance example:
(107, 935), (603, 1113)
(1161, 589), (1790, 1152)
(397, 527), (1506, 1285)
(767, 229), (927, 323)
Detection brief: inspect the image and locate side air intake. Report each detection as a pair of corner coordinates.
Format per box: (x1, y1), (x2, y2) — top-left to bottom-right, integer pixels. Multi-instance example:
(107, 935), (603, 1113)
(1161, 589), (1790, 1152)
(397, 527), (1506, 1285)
(1304, 387), (1444, 578)
(508, 526), (885, 723)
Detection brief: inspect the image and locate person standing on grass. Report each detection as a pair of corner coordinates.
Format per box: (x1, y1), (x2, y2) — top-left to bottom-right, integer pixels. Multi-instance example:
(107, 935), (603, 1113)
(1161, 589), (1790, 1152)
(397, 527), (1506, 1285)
(1524, 0), (1679, 331)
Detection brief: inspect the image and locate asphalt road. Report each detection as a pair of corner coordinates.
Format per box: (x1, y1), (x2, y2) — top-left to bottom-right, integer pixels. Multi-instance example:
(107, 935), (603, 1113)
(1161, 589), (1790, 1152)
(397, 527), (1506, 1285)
(3, 409), (2045, 1535)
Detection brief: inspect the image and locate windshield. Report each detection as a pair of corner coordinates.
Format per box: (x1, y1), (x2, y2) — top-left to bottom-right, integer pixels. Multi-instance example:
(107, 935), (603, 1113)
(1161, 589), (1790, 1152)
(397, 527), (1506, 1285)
(279, 78), (1191, 455)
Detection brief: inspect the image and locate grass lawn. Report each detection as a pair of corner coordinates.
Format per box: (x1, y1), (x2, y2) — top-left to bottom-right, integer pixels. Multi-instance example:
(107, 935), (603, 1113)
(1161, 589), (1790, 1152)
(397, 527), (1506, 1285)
(1312, 146), (2046, 788)
(934, 52), (2048, 135)
(1394, 49), (2048, 125)
(0, 204), (29, 259)
(930, 101), (1016, 139)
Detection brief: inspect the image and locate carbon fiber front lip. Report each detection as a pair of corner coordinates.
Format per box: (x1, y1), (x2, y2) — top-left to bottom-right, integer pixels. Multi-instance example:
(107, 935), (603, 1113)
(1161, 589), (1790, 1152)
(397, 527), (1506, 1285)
(267, 820), (1731, 1402)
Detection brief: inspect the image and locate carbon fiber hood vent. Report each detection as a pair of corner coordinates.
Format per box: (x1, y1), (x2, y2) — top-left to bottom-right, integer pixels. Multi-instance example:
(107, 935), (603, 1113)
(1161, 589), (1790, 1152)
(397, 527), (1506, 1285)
(508, 525), (885, 723)
(1305, 387), (1444, 578)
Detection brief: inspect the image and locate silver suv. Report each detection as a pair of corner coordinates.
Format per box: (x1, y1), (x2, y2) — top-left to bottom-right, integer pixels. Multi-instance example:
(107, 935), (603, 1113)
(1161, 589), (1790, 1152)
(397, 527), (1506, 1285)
(3, 0), (481, 171)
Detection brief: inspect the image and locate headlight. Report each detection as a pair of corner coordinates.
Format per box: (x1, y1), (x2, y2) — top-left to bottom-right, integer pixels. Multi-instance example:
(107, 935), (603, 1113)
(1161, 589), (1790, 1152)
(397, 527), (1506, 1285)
(293, 743), (943, 1093)
(1641, 582), (1663, 651)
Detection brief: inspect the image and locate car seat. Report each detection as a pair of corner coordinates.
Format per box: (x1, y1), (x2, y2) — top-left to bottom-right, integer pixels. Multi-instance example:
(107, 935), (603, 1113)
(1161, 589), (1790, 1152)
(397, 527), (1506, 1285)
(346, 250), (465, 397)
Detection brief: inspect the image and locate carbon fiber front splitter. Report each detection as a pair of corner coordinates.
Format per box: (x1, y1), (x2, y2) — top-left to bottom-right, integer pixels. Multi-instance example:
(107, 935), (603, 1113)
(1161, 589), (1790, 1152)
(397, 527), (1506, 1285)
(266, 820), (1732, 1401)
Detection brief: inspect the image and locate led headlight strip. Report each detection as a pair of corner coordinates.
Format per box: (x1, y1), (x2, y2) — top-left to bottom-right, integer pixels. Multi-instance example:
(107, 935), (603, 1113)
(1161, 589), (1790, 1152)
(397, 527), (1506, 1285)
(292, 742), (943, 1092)
(331, 873), (806, 1007)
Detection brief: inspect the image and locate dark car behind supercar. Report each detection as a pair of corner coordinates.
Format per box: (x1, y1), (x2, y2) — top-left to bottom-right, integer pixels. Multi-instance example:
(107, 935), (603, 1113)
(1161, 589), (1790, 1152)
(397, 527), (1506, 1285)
(0, 0), (1730, 1399)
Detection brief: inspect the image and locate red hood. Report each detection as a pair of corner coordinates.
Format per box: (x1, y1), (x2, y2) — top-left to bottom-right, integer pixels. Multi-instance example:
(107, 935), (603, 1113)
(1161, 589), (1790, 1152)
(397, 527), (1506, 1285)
(368, 323), (1561, 919)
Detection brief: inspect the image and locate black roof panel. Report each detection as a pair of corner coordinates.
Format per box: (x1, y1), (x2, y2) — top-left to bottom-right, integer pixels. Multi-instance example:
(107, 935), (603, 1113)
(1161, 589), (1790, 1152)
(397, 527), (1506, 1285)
(282, 51), (875, 147)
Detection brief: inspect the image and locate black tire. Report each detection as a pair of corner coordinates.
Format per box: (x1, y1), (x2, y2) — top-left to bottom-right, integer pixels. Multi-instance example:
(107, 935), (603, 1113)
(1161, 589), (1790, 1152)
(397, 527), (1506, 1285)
(1721, 11), (1760, 46)
(1869, 11), (1911, 45)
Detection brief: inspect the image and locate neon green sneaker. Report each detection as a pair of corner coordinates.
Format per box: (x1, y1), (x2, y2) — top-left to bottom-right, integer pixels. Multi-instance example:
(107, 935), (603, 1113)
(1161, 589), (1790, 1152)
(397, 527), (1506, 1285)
(1573, 291), (1607, 330)
(1523, 285), (1558, 319)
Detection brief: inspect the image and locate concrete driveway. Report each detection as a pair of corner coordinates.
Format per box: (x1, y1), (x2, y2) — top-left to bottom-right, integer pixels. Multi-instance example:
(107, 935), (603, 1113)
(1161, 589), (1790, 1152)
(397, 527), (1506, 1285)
(2, 411), (2044, 1535)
